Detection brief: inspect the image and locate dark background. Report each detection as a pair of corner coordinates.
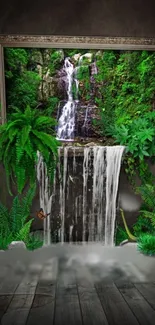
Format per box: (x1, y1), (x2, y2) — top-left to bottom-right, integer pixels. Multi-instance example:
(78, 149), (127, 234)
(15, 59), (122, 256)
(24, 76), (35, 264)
(0, 0), (155, 37)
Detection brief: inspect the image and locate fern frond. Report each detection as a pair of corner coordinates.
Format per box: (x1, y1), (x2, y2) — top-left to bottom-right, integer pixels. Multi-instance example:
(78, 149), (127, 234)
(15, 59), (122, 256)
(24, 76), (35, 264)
(136, 184), (155, 210)
(34, 116), (56, 129)
(16, 219), (33, 242)
(0, 203), (10, 234)
(21, 185), (36, 223)
(140, 210), (155, 227)
(32, 130), (57, 149)
(16, 166), (26, 194)
(21, 125), (32, 146)
(9, 196), (22, 234)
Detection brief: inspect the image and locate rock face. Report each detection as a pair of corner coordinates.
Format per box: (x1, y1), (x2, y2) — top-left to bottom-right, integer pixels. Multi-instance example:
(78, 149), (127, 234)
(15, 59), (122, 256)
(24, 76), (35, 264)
(75, 103), (101, 138)
(8, 241), (26, 249)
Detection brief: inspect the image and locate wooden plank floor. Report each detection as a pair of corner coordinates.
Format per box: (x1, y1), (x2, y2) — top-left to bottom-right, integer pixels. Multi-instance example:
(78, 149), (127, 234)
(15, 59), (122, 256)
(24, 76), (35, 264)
(0, 258), (155, 325)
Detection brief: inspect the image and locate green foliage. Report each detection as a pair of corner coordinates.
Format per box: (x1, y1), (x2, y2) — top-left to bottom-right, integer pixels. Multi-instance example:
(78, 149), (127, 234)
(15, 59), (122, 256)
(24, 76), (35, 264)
(0, 186), (36, 249)
(16, 219), (33, 242)
(44, 97), (59, 116)
(95, 50), (155, 178)
(5, 48), (29, 72)
(136, 184), (155, 210)
(7, 71), (41, 112)
(0, 233), (14, 250)
(63, 49), (88, 58)
(108, 112), (155, 160)
(133, 215), (155, 237)
(26, 234), (43, 250)
(0, 106), (59, 194)
(49, 50), (64, 75)
(5, 48), (41, 113)
(137, 234), (155, 256)
(77, 66), (91, 101)
(133, 184), (155, 239)
(115, 226), (128, 245)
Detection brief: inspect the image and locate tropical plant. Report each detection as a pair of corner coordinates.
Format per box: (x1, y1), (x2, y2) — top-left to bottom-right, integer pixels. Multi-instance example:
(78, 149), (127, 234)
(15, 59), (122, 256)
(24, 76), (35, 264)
(26, 235), (43, 250)
(132, 183), (155, 245)
(133, 215), (155, 237)
(108, 113), (155, 161)
(115, 225), (128, 246)
(4, 48), (41, 113)
(44, 97), (59, 116)
(137, 234), (155, 256)
(0, 106), (59, 194)
(0, 185), (38, 249)
(134, 184), (155, 229)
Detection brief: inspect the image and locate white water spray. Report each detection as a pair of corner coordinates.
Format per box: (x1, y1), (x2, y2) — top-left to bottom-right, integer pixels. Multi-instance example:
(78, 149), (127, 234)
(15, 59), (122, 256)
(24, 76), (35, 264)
(105, 146), (125, 246)
(91, 147), (106, 242)
(36, 152), (52, 246)
(57, 58), (77, 140)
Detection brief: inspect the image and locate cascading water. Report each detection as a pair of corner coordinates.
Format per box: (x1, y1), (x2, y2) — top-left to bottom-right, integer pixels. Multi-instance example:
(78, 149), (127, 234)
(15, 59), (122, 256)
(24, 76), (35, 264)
(105, 146), (125, 246)
(49, 145), (125, 245)
(37, 53), (125, 246)
(91, 147), (106, 242)
(56, 58), (77, 140)
(36, 152), (53, 246)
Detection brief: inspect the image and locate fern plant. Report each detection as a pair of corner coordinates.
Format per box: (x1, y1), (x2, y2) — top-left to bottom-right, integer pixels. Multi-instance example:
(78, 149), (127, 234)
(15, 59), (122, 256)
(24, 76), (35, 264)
(0, 185), (36, 248)
(0, 106), (59, 194)
(137, 233), (155, 256)
(135, 184), (155, 230)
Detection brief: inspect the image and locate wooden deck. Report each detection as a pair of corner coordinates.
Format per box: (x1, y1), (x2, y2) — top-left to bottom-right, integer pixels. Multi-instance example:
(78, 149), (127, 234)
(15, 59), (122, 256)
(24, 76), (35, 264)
(0, 256), (155, 325)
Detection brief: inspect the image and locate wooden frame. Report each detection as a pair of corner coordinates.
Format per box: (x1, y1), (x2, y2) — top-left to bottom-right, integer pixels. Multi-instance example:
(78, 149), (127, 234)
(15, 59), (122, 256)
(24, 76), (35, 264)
(1, 34), (155, 124)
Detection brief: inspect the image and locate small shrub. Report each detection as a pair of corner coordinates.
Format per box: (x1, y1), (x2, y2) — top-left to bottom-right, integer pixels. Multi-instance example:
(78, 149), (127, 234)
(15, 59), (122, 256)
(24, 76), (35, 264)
(0, 233), (13, 250)
(133, 215), (155, 237)
(26, 235), (43, 251)
(137, 233), (155, 256)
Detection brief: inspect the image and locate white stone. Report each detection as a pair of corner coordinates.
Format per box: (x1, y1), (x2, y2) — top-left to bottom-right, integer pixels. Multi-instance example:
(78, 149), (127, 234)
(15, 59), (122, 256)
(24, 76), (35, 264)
(8, 241), (26, 249)
(120, 240), (137, 247)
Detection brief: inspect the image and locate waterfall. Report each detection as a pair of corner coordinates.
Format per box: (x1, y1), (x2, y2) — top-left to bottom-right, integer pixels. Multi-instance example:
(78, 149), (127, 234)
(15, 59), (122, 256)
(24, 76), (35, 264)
(91, 147), (106, 242)
(61, 147), (68, 243)
(57, 58), (77, 140)
(82, 147), (91, 242)
(36, 152), (52, 246)
(105, 146), (125, 246)
(74, 66), (80, 102)
(37, 146), (124, 246)
(36, 52), (125, 246)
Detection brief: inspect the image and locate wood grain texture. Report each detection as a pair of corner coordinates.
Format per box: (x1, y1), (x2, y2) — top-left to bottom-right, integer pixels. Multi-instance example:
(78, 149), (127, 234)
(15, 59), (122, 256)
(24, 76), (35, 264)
(26, 259), (58, 325)
(95, 282), (139, 325)
(0, 273), (39, 325)
(116, 281), (155, 325)
(0, 261), (155, 325)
